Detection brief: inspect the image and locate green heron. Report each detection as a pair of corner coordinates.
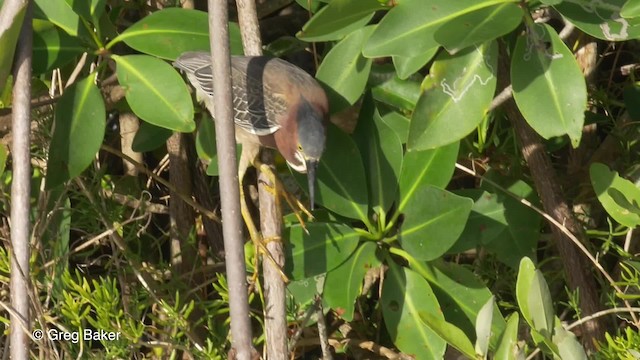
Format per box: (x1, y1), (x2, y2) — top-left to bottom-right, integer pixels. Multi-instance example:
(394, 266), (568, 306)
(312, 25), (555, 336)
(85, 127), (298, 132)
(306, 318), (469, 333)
(174, 52), (328, 210)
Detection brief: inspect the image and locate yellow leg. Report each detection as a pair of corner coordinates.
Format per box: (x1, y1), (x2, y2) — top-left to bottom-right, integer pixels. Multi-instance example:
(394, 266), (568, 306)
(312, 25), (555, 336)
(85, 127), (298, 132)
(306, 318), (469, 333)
(254, 160), (314, 232)
(239, 181), (289, 284)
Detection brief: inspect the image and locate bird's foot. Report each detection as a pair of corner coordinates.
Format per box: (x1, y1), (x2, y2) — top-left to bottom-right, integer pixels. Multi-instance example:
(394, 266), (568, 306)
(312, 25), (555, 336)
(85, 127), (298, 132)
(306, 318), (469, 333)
(239, 182), (288, 283)
(256, 162), (314, 233)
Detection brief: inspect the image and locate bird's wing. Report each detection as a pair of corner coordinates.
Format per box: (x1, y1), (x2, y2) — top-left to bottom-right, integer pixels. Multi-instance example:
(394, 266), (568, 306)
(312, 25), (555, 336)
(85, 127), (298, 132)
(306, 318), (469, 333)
(174, 53), (283, 136)
(230, 57), (284, 136)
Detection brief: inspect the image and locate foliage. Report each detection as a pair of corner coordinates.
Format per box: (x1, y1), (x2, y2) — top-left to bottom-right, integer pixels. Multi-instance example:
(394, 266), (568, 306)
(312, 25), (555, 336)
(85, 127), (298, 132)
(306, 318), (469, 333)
(1, 0), (640, 358)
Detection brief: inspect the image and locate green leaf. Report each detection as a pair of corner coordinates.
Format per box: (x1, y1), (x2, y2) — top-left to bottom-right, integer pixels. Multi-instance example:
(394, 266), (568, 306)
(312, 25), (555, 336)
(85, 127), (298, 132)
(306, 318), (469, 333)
(132, 120), (173, 152)
(553, 324), (587, 360)
(475, 296), (494, 357)
(113, 54), (195, 132)
(556, 0), (640, 41)
(284, 223), (361, 280)
(0, 144), (7, 177)
(528, 271), (554, 338)
(412, 260), (506, 350)
(295, 0), (326, 12)
(434, 3), (522, 54)
(288, 274), (325, 308)
(33, 26), (87, 74)
(621, 0), (640, 18)
(371, 75), (422, 111)
(110, 8), (243, 58)
(399, 186), (473, 261)
(511, 23), (586, 147)
(295, 125), (369, 221)
(392, 47), (438, 80)
(298, 0), (385, 42)
(451, 172), (542, 269)
(408, 40), (497, 150)
(316, 26), (374, 113)
(590, 163), (640, 227)
(381, 262), (446, 359)
(46, 77), (105, 189)
(494, 313), (521, 360)
(397, 141), (460, 214)
(420, 312), (476, 359)
(34, 0), (82, 37)
(379, 109), (411, 143)
(195, 115), (217, 161)
(363, 0), (515, 58)
(515, 257), (536, 326)
(65, 0), (105, 23)
(353, 94), (403, 212)
(0, 2), (25, 94)
(323, 242), (379, 321)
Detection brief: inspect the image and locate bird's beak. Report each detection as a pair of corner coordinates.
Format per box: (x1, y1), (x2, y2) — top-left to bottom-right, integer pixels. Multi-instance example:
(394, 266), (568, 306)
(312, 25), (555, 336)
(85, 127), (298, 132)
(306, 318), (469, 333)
(306, 159), (318, 211)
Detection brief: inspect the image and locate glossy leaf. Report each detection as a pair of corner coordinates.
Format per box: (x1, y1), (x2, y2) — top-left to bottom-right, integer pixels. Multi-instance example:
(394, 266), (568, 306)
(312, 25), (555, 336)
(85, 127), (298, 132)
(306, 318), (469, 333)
(33, 26), (87, 74)
(421, 312), (476, 359)
(399, 186), (473, 261)
(392, 47), (438, 80)
(298, 0), (385, 42)
(397, 141), (459, 214)
(284, 223), (361, 280)
(528, 271), (554, 337)
(363, 0), (453, 57)
(494, 313), (521, 360)
(590, 163), (640, 227)
(475, 296), (494, 357)
(371, 75), (421, 111)
(511, 23), (586, 146)
(412, 259), (506, 349)
(556, 0), (640, 41)
(316, 26), (374, 113)
(113, 54), (195, 132)
(323, 242), (379, 321)
(46, 77), (105, 189)
(621, 0), (640, 18)
(515, 257), (536, 327)
(434, 2), (522, 54)
(0, 2), (25, 93)
(408, 41), (497, 150)
(132, 121), (172, 152)
(554, 324), (587, 360)
(295, 125), (369, 221)
(381, 262), (446, 359)
(110, 8), (243, 58)
(379, 109), (411, 144)
(65, 0), (104, 22)
(195, 115), (217, 161)
(353, 94), (403, 211)
(34, 0), (82, 37)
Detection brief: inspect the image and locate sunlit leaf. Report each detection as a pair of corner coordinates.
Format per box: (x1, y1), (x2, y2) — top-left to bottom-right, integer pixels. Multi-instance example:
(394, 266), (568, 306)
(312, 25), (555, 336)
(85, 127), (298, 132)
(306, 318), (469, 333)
(408, 41), (497, 150)
(113, 54), (195, 132)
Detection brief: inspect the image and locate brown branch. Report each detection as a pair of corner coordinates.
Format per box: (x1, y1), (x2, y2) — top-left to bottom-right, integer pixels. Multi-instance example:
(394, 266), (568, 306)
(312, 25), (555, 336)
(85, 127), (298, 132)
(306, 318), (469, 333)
(498, 43), (605, 347)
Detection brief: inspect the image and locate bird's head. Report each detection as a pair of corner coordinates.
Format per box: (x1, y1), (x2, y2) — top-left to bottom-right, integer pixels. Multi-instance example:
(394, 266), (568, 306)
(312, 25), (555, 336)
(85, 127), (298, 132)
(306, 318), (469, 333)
(286, 97), (326, 210)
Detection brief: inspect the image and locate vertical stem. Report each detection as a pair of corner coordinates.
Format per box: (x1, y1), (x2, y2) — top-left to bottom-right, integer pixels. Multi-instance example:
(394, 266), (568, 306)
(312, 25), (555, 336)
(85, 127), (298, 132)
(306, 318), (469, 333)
(10, 1), (32, 359)
(207, 1), (254, 359)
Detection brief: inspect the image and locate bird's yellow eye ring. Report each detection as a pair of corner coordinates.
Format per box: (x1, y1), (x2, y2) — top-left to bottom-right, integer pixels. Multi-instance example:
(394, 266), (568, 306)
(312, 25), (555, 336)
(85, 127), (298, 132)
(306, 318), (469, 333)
(297, 144), (303, 151)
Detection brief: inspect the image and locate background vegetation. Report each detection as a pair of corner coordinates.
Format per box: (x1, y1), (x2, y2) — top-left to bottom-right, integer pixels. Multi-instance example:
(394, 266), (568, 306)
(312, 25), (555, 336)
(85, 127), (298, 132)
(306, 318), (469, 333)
(1, 0), (640, 358)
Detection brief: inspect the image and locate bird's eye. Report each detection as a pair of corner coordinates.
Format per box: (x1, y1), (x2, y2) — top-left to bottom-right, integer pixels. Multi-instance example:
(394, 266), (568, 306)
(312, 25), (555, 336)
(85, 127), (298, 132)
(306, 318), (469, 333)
(297, 144), (303, 151)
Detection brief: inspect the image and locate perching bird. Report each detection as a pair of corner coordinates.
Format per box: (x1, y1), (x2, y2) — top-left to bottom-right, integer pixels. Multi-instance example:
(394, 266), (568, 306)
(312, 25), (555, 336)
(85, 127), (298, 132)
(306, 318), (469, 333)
(173, 52), (328, 210)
